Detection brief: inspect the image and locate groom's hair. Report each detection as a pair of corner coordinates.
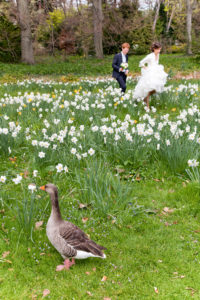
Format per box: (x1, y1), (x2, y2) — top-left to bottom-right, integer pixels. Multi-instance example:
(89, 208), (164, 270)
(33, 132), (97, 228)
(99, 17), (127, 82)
(122, 43), (130, 49)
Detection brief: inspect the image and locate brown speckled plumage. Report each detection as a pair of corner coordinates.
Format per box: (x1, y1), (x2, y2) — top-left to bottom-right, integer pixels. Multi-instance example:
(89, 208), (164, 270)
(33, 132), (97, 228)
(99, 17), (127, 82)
(42, 184), (106, 260)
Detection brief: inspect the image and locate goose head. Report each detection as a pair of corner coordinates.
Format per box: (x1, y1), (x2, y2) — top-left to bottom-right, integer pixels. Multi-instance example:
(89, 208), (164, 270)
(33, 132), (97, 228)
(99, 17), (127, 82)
(40, 183), (58, 195)
(40, 183), (61, 220)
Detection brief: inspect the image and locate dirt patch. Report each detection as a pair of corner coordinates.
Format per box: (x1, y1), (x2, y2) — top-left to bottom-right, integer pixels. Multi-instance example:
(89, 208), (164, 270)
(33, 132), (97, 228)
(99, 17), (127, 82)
(173, 71), (200, 80)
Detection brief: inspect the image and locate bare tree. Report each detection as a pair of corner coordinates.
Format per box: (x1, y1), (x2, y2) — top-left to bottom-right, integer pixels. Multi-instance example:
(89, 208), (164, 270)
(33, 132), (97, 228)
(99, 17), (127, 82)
(186, 0), (198, 55)
(166, 4), (175, 33)
(92, 0), (103, 58)
(186, 0), (193, 54)
(152, 0), (162, 33)
(16, 0), (34, 64)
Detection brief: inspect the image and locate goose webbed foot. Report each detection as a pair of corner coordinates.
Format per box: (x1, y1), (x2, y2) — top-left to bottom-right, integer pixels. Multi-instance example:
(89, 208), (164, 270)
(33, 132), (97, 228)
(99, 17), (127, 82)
(64, 258), (75, 270)
(56, 258), (75, 271)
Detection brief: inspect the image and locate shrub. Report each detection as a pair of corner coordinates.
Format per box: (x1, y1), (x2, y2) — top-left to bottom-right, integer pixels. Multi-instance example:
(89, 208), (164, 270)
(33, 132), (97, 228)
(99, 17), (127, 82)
(166, 44), (186, 54)
(131, 21), (153, 55)
(0, 14), (21, 62)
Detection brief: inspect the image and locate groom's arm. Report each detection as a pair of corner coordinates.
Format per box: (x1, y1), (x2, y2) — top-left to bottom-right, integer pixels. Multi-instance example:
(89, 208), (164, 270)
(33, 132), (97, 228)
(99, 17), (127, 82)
(112, 54), (121, 72)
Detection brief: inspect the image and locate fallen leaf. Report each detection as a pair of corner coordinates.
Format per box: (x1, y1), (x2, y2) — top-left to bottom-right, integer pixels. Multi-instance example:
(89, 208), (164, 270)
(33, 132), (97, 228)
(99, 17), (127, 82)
(185, 287), (196, 293)
(9, 157), (16, 162)
(35, 221), (43, 230)
(163, 207), (174, 214)
(2, 251), (10, 258)
(79, 203), (87, 209)
(0, 209), (5, 214)
(153, 178), (160, 182)
(135, 174), (141, 181)
(111, 220), (116, 224)
(42, 289), (50, 297)
(154, 287), (159, 294)
(2, 223), (8, 233)
(115, 168), (125, 173)
(93, 267), (96, 272)
(28, 248), (31, 252)
(56, 265), (65, 271)
(85, 271), (90, 275)
(82, 217), (89, 223)
(3, 238), (9, 244)
(172, 274), (185, 279)
(23, 170), (29, 178)
(40, 253), (45, 256)
(101, 276), (107, 282)
(164, 222), (171, 227)
(5, 260), (12, 264)
(86, 291), (92, 296)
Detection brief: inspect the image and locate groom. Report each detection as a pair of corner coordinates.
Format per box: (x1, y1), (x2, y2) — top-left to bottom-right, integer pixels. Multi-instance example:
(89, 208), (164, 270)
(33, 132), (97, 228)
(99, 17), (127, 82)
(112, 43), (130, 93)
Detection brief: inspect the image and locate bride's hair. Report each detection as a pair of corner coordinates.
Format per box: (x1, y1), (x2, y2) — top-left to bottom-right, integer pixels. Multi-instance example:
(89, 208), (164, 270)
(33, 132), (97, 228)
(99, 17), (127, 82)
(151, 42), (162, 52)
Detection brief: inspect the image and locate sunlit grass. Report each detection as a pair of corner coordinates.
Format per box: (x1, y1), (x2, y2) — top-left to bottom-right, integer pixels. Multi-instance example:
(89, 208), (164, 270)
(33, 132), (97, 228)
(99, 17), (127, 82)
(0, 75), (200, 299)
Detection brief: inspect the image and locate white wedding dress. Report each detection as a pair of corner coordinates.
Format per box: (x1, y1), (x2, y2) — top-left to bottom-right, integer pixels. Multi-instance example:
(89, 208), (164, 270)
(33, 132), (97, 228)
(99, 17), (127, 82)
(133, 52), (168, 99)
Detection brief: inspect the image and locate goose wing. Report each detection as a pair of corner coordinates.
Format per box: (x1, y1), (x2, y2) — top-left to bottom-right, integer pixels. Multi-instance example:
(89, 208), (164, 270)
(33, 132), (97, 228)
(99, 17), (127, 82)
(59, 221), (106, 257)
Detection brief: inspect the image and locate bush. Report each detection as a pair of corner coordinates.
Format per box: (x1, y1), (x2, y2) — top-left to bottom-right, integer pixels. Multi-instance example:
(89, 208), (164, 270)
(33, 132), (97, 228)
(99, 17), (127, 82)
(131, 22), (153, 55)
(166, 44), (186, 54)
(0, 14), (21, 62)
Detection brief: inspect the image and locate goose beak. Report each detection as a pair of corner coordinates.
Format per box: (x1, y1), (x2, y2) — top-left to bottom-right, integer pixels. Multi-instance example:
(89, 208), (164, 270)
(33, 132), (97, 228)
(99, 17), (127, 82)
(39, 185), (46, 191)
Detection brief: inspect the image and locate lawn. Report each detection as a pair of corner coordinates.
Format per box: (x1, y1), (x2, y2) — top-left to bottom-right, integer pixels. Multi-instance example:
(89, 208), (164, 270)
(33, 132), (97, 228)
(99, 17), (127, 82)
(0, 63), (200, 299)
(0, 53), (199, 80)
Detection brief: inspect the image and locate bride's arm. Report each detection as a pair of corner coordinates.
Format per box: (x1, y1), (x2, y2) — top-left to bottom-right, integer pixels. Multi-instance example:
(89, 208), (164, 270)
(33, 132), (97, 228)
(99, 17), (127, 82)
(139, 54), (151, 68)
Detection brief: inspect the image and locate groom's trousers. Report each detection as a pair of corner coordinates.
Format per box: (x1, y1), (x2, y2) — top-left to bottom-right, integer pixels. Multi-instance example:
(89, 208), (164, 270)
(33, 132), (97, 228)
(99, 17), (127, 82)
(116, 73), (127, 93)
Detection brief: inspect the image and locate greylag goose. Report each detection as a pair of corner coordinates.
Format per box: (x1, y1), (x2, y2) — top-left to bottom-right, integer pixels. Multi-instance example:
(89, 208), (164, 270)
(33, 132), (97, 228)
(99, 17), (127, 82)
(40, 183), (106, 269)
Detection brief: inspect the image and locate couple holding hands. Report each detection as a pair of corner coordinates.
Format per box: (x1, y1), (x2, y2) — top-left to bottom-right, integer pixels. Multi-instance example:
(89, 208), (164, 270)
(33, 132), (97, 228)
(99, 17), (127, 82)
(112, 42), (168, 108)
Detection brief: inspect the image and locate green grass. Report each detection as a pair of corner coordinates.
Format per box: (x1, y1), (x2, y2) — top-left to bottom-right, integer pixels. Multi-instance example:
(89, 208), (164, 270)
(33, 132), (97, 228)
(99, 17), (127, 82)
(0, 70), (200, 299)
(0, 53), (198, 80)
(1, 180), (200, 299)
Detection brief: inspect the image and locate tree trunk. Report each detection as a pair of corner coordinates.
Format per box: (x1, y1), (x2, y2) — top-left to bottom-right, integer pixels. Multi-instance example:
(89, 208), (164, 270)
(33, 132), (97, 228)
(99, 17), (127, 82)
(166, 5), (175, 34)
(186, 0), (192, 55)
(92, 0), (103, 59)
(17, 0), (35, 64)
(152, 0), (162, 33)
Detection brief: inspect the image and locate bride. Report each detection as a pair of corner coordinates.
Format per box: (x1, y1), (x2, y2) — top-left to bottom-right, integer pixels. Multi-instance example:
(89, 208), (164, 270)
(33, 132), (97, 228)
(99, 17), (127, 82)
(133, 42), (168, 108)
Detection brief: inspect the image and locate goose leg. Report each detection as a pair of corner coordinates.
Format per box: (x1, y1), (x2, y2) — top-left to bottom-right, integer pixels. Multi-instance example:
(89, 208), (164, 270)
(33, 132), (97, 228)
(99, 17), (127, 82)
(64, 258), (75, 269)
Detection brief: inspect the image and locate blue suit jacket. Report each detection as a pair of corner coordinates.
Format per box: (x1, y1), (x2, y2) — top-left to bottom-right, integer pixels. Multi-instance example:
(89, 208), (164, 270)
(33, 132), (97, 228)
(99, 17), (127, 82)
(112, 53), (128, 79)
